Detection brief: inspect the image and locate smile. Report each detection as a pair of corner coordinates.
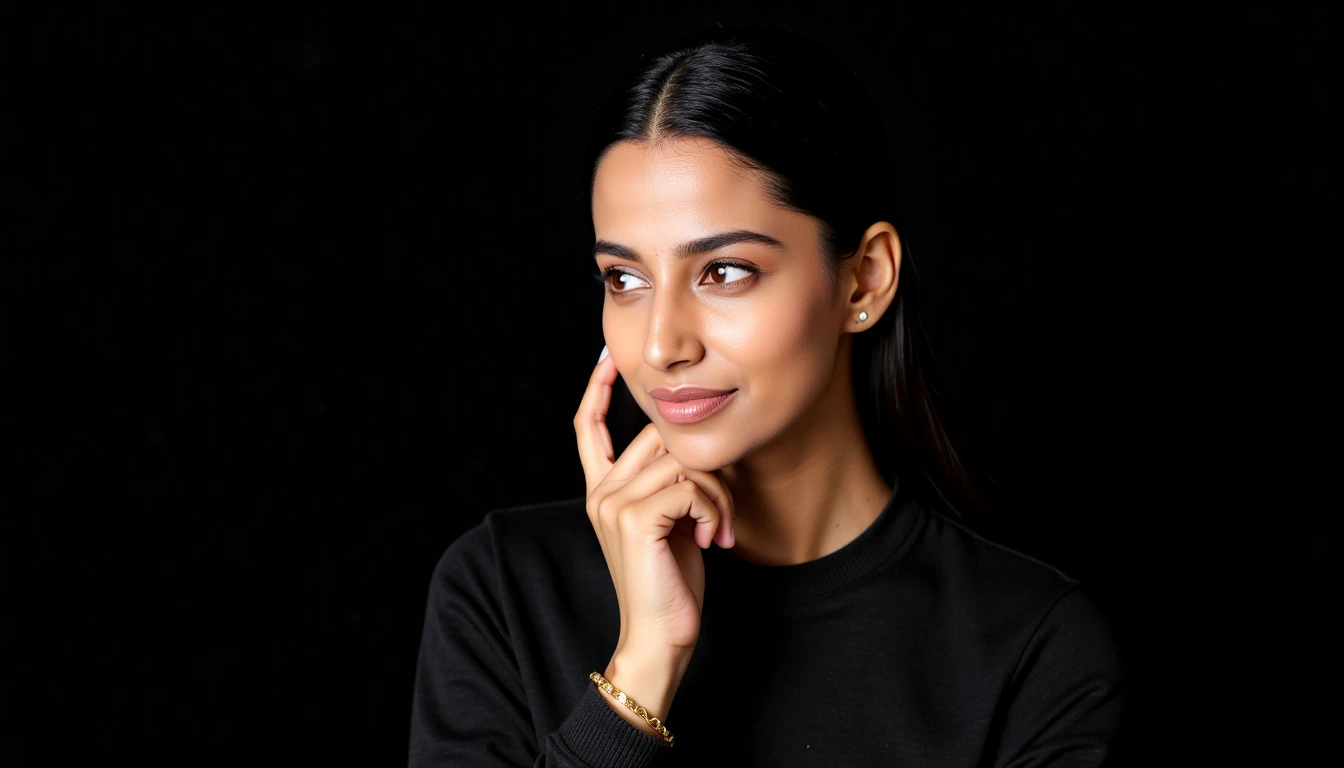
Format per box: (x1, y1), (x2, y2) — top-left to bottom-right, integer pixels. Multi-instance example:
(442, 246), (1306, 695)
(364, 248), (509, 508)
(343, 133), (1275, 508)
(653, 390), (738, 424)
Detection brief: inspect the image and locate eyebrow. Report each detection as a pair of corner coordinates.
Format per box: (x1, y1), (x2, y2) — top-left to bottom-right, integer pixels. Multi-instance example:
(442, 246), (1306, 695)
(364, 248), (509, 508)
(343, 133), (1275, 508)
(593, 230), (786, 265)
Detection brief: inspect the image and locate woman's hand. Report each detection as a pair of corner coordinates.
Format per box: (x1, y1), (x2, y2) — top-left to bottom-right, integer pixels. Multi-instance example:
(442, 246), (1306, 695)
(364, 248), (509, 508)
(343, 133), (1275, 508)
(573, 346), (736, 723)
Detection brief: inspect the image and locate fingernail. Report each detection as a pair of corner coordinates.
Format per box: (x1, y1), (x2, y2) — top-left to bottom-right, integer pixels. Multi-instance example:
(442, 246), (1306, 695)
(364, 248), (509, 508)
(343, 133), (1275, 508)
(598, 344), (609, 363)
(730, 522), (736, 546)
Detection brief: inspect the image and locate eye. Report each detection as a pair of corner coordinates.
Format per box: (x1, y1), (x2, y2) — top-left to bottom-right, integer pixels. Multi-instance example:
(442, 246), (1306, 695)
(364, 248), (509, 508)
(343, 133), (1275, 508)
(702, 262), (755, 287)
(593, 269), (650, 294)
(591, 260), (760, 297)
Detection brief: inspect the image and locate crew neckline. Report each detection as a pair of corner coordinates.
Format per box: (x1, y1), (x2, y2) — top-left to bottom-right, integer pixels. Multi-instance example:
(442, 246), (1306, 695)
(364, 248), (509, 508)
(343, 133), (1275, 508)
(701, 473), (922, 606)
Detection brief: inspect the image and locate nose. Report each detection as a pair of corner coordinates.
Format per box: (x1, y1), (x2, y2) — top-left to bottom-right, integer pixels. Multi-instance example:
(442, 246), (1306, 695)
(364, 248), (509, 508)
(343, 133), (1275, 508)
(642, 286), (704, 371)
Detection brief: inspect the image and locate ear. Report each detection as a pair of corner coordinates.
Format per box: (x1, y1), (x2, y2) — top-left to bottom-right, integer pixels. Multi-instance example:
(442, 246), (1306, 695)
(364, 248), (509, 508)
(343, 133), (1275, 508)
(842, 222), (901, 332)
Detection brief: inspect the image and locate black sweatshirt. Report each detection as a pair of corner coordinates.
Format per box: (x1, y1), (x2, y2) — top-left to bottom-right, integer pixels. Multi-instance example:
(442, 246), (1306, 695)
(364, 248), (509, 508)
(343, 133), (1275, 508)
(408, 475), (1128, 767)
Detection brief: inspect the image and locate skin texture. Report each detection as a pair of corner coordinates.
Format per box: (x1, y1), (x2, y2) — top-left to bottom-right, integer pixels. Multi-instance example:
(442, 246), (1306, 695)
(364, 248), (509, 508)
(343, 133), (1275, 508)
(592, 136), (903, 567)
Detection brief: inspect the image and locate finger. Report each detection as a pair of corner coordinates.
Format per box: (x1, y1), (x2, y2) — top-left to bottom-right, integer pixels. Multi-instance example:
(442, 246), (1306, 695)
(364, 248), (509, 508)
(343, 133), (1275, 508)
(627, 477), (725, 550)
(618, 453), (734, 530)
(574, 348), (619, 496)
(675, 478), (726, 551)
(615, 452), (736, 548)
(597, 421), (668, 491)
(708, 470), (736, 549)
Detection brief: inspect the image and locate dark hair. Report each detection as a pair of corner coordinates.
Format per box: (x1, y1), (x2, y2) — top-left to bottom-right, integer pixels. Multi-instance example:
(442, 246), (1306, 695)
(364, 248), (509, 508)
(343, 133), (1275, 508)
(584, 24), (987, 525)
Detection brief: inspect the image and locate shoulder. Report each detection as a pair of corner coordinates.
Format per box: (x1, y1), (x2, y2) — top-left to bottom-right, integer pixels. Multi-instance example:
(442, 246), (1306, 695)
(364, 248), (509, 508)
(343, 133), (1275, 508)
(915, 504), (1079, 597)
(906, 503), (1122, 654)
(917, 503), (1124, 677)
(483, 495), (591, 540)
(428, 495), (595, 593)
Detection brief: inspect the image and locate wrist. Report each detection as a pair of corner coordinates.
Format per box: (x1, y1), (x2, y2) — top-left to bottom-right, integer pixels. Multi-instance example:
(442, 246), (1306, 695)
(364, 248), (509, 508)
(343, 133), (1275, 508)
(601, 648), (691, 731)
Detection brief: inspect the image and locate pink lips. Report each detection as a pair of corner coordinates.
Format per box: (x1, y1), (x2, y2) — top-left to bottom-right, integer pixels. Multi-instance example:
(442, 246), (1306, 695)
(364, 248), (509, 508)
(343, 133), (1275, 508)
(648, 387), (738, 424)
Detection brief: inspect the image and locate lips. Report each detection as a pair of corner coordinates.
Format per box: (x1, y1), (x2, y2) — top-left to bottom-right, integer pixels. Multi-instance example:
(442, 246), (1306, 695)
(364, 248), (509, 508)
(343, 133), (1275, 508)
(648, 386), (737, 402)
(651, 390), (738, 424)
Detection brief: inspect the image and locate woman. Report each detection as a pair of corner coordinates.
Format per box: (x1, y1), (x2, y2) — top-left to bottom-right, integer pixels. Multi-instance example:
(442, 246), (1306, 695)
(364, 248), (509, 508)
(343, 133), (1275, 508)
(410, 24), (1127, 767)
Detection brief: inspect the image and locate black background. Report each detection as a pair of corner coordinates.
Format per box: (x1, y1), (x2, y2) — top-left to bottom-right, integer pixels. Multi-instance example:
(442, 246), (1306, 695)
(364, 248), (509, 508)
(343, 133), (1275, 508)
(3, 3), (1338, 765)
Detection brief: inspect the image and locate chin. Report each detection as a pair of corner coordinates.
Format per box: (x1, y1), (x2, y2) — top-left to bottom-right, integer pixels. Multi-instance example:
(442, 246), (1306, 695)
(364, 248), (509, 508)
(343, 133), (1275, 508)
(655, 426), (743, 474)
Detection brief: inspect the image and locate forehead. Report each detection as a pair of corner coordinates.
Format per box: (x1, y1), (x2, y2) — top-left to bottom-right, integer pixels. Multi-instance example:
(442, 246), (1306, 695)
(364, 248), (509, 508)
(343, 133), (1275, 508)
(591, 137), (778, 237)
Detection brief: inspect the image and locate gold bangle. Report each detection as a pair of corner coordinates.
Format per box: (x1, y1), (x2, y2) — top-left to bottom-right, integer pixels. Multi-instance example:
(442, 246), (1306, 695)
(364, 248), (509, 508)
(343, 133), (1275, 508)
(589, 671), (675, 745)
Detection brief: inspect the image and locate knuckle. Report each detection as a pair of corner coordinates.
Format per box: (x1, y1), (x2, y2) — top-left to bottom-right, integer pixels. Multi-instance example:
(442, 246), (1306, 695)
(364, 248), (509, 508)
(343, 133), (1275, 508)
(680, 478), (700, 501)
(688, 482), (716, 513)
(616, 504), (639, 533)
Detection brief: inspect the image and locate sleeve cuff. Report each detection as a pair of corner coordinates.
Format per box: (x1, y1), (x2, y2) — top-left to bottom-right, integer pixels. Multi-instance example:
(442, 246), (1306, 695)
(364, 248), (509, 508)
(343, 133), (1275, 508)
(550, 679), (673, 767)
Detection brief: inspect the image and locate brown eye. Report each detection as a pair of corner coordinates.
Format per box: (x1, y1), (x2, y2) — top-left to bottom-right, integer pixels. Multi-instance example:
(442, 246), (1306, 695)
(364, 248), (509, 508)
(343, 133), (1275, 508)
(609, 271), (649, 293)
(593, 268), (649, 294)
(703, 262), (755, 286)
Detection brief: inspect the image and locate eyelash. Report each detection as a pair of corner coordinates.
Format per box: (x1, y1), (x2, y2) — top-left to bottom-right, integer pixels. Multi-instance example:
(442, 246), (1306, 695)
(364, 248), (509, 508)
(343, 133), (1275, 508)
(590, 260), (760, 297)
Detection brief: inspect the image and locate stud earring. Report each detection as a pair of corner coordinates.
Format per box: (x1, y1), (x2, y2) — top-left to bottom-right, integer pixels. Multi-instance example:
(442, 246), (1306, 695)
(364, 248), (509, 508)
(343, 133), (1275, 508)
(858, 311), (868, 322)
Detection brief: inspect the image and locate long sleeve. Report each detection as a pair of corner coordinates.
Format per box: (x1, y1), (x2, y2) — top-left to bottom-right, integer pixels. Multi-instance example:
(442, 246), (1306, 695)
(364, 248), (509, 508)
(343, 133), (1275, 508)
(990, 586), (1130, 768)
(407, 518), (672, 767)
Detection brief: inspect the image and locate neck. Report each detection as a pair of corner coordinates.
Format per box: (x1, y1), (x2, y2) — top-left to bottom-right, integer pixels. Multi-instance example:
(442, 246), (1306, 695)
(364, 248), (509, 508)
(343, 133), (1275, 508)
(715, 338), (893, 566)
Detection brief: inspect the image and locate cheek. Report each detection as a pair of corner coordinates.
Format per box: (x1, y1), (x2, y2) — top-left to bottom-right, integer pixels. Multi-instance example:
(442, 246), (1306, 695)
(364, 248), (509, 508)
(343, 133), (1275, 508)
(602, 308), (643, 398)
(708, 287), (832, 384)
(601, 308), (631, 360)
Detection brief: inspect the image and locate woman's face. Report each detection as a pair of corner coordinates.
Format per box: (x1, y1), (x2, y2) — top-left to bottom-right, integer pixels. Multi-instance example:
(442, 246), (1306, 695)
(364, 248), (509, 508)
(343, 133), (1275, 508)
(592, 137), (849, 472)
